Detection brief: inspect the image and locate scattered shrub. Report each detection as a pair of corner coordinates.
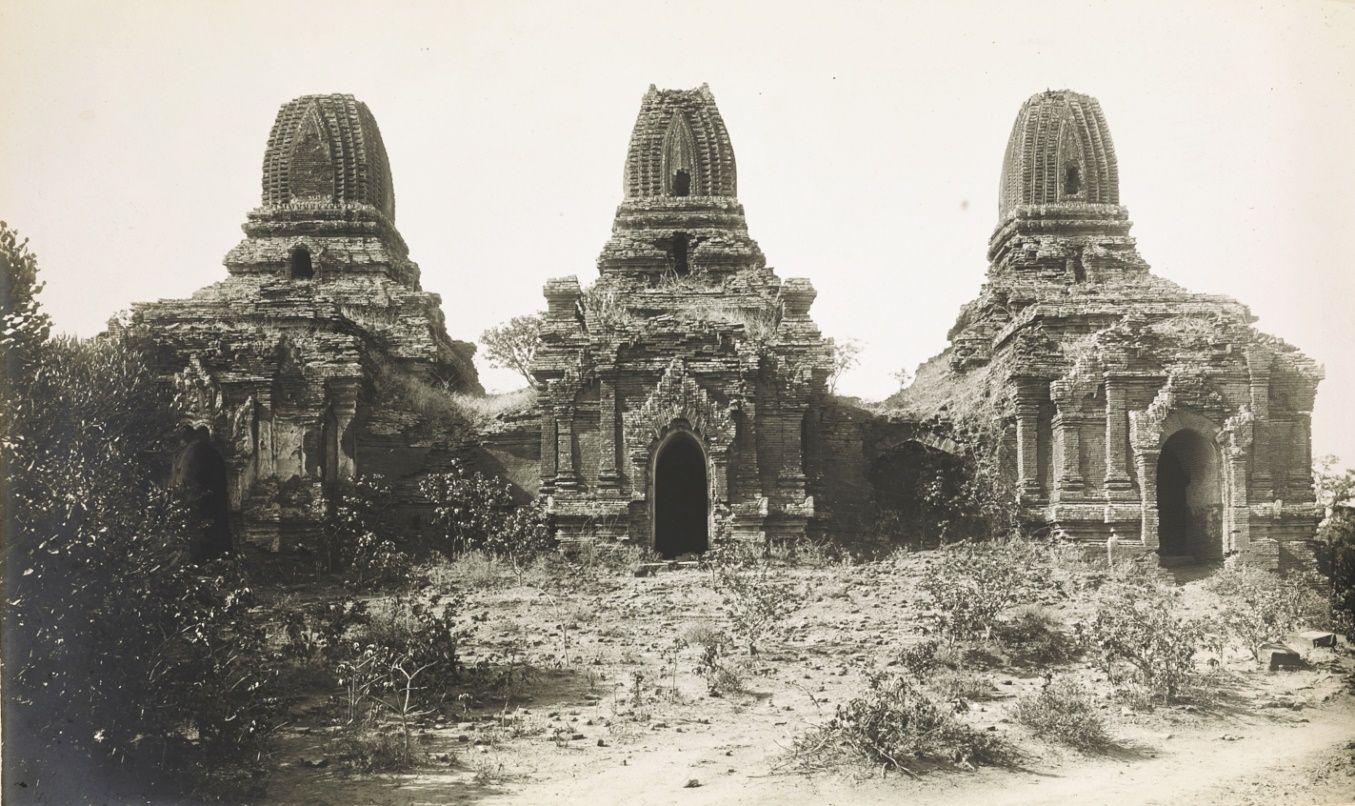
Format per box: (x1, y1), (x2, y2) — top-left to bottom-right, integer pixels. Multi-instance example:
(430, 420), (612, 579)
(1315, 507), (1355, 641)
(281, 597), (372, 683)
(1208, 564), (1329, 660)
(998, 605), (1079, 664)
(919, 537), (1054, 642)
(1081, 568), (1207, 704)
(324, 475), (411, 588)
(684, 624), (739, 695)
(710, 557), (801, 656)
(420, 460), (555, 574)
(3, 314), (281, 798)
(1013, 678), (1111, 751)
(794, 669), (1005, 774)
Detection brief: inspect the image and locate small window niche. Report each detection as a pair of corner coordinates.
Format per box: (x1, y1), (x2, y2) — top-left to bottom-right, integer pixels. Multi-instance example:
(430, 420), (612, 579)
(1063, 163), (1082, 197)
(672, 169), (691, 197)
(289, 246), (315, 280)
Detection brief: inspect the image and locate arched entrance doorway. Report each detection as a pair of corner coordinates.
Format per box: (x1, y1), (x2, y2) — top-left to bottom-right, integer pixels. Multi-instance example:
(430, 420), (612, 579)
(180, 440), (233, 561)
(653, 430), (709, 558)
(1156, 428), (1220, 562)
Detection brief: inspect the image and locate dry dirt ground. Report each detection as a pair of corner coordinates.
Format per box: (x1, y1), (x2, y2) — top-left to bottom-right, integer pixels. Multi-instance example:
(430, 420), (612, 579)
(264, 552), (1355, 806)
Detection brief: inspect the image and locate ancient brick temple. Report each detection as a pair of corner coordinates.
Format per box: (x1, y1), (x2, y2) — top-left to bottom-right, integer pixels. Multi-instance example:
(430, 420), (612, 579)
(127, 94), (479, 555)
(899, 90), (1324, 568)
(528, 85), (833, 554)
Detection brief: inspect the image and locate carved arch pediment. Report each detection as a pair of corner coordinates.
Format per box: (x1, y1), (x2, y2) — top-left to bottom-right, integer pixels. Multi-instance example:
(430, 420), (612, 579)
(173, 356), (223, 430)
(624, 359), (736, 454)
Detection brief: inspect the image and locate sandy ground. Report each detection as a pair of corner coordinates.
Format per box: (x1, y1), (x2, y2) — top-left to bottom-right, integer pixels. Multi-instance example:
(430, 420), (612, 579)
(264, 555), (1355, 805)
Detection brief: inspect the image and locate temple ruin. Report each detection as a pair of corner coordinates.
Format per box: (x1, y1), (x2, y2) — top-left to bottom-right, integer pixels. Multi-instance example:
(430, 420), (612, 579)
(119, 86), (1325, 570)
(895, 90), (1324, 569)
(126, 94), (479, 556)
(528, 85), (834, 553)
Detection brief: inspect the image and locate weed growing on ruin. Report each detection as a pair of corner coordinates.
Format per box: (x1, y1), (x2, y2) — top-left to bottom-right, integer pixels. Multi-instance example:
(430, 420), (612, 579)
(1013, 677), (1111, 752)
(580, 282), (636, 333)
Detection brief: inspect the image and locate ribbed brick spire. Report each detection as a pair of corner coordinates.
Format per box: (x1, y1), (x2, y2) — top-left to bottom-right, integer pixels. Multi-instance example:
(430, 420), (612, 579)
(998, 90), (1119, 223)
(622, 84), (737, 200)
(260, 94), (395, 221)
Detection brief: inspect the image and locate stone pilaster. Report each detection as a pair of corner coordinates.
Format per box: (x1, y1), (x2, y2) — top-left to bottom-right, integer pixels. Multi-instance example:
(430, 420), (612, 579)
(1225, 446), (1251, 558)
(1289, 412), (1313, 498)
(331, 386), (358, 481)
(1245, 346), (1273, 499)
(1050, 379), (1086, 499)
(1102, 376), (1134, 497)
(734, 402), (760, 502)
(597, 370), (621, 492)
(777, 407), (808, 500)
(1014, 380), (1044, 502)
(1128, 409), (1162, 550)
(1133, 446), (1160, 551)
(255, 388), (276, 479)
(554, 403), (578, 491)
(1219, 407), (1254, 559)
(539, 404), (557, 494)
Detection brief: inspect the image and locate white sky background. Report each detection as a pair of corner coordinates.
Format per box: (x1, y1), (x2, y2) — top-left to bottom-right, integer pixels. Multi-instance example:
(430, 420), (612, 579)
(2, 0), (1353, 466)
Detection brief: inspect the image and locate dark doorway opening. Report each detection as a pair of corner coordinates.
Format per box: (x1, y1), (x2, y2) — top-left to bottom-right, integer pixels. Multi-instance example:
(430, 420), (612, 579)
(181, 441), (232, 561)
(1156, 428), (1219, 562)
(673, 169), (691, 197)
(654, 431), (708, 557)
(672, 234), (690, 276)
(289, 246), (314, 280)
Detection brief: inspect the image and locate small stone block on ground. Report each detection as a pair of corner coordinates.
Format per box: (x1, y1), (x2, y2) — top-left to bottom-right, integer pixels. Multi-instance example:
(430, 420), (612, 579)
(1260, 642), (1303, 671)
(1297, 631), (1337, 648)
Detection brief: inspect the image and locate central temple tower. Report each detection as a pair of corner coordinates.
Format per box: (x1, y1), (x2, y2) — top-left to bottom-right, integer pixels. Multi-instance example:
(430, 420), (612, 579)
(531, 85), (832, 554)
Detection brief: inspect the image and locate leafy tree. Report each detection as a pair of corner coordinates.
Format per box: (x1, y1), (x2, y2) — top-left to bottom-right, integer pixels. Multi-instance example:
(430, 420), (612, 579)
(323, 474), (412, 588)
(480, 313), (543, 387)
(1314, 455), (1355, 638)
(420, 459), (554, 570)
(1, 221), (53, 456)
(3, 231), (280, 799)
(827, 337), (863, 394)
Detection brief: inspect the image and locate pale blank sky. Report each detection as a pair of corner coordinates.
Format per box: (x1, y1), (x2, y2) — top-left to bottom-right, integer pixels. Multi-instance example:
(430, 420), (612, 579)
(2, 0), (1353, 467)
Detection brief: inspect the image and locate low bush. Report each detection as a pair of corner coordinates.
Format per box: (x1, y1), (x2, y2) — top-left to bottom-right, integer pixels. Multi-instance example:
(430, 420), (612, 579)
(323, 475), (411, 589)
(1013, 678), (1111, 751)
(1315, 507), (1355, 641)
(1208, 564), (1329, 660)
(684, 624), (739, 695)
(998, 605), (1079, 665)
(420, 460), (555, 577)
(794, 669), (1005, 774)
(3, 319), (282, 798)
(710, 558), (801, 656)
(919, 537), (1055, 642)
(1081, 568), (1207, 705)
